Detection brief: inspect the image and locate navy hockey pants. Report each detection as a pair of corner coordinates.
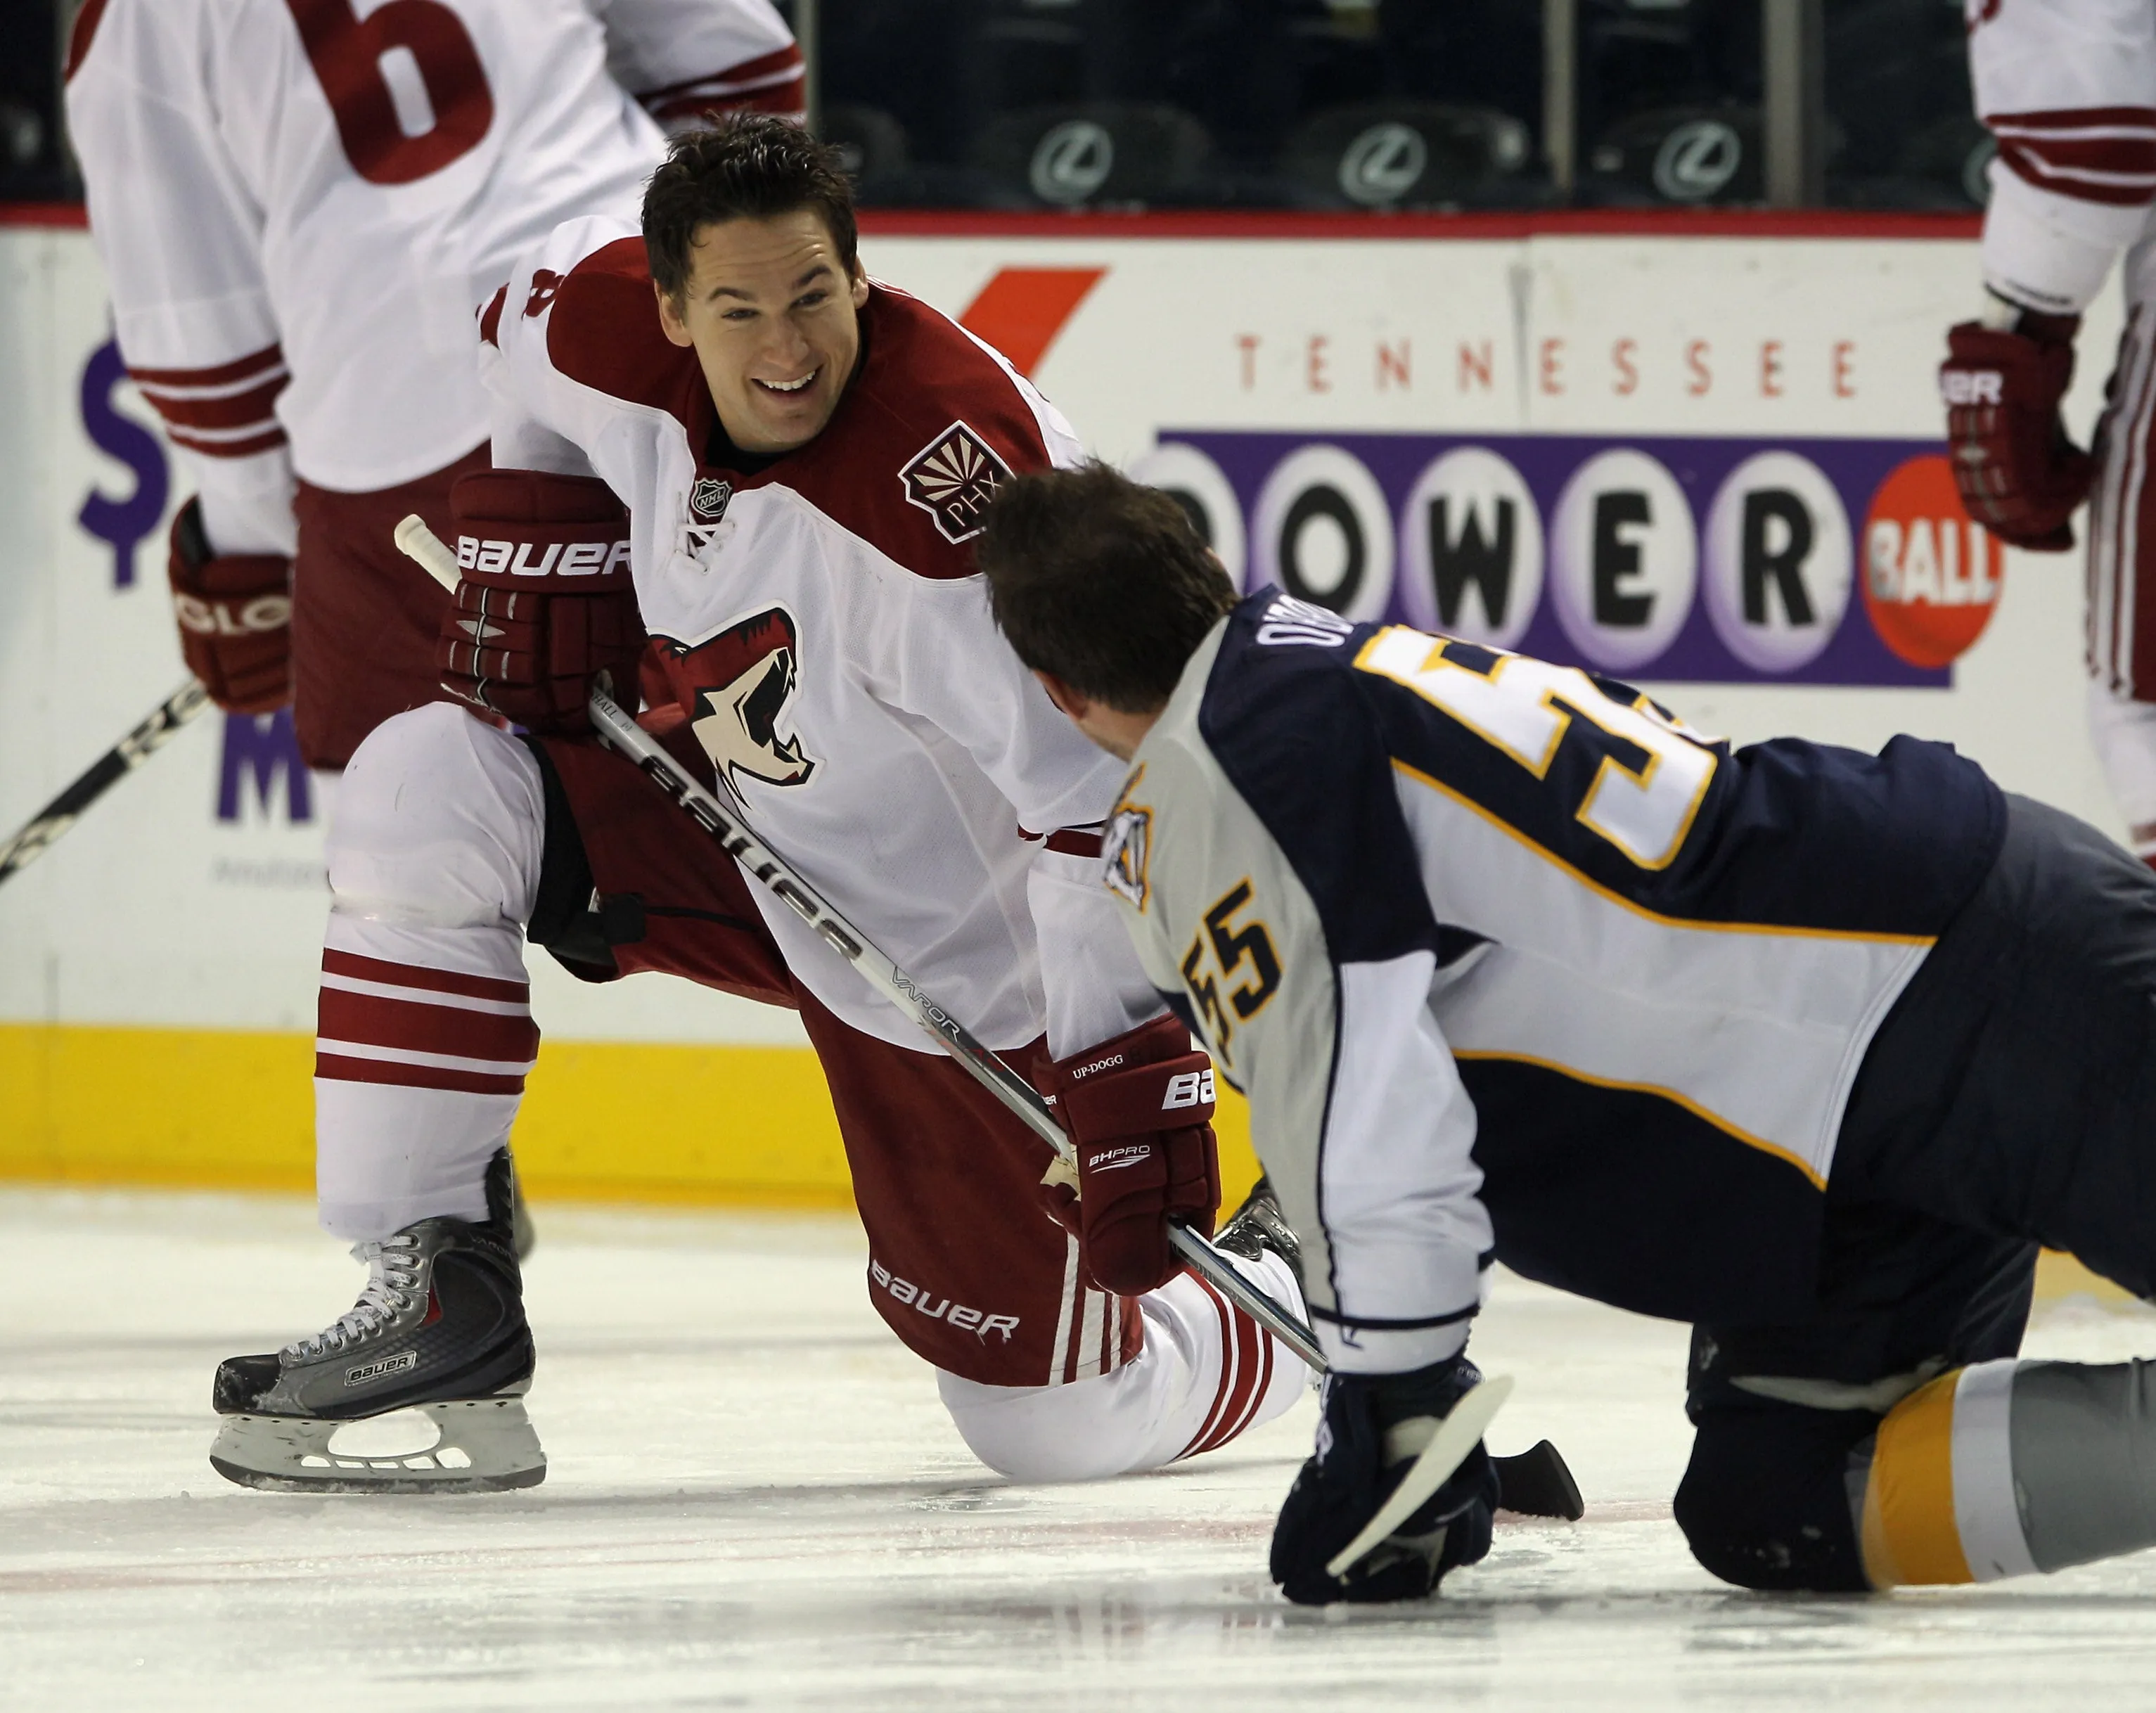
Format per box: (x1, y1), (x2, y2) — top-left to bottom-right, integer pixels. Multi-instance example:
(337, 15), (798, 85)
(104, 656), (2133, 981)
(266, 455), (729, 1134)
(1679, 793), (2156, 1591)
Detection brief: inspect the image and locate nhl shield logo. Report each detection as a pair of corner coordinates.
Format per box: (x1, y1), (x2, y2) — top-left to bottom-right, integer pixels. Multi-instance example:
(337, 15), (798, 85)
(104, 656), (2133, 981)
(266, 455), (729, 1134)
(899, 420), (1013, 544)
(689, 477), (733, 524)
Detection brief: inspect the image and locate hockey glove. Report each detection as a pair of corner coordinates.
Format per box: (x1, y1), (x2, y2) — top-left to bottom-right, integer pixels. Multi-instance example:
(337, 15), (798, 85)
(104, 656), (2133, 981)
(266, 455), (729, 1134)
(1271, 1355), (1499, 1605)
(435, 470), (645, 733)
(1044, 1013), (1223, 1295)
(168, 496), (292, 714)
(1939, 311), (2095, 551)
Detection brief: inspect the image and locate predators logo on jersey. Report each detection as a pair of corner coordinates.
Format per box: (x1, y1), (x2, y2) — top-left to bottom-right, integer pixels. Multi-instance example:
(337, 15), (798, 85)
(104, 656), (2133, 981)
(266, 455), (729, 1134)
(663, 604), (819, 791)
(900, 420), (1013, 544)
(1102, 774), (1153, 911)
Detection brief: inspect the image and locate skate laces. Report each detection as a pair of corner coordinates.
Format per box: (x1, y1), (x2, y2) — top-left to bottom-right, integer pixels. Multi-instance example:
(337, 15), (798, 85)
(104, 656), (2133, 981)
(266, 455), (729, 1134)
(283, 1234), (425, 1361)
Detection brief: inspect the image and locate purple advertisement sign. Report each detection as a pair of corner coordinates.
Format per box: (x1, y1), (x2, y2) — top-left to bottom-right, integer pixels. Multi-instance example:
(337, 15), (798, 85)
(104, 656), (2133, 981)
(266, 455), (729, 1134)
(1136, 431), (1998, 688)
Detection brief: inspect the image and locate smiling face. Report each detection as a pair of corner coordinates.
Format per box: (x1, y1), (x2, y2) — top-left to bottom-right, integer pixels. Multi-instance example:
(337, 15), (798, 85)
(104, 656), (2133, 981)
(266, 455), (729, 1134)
(654, 210), (871, 456)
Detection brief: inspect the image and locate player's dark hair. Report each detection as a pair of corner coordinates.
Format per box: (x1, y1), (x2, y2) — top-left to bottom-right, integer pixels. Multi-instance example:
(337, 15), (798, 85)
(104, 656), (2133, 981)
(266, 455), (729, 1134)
(979, 462), (1238, 713)
(642, 115), (859, 299)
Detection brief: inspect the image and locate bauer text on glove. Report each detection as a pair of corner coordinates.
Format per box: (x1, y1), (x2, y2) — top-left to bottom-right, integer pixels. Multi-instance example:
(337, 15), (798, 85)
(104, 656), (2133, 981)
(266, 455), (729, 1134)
(435, 469), (646, 733)
(1044, 1013), (1224, 1295)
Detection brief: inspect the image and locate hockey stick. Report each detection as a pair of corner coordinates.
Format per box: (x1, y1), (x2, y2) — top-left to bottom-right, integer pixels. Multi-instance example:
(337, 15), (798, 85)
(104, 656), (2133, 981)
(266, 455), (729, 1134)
(394, 515), (1326, 1370)
(0, 676), (212, 888)
(1326, 1374), (1513, 1579)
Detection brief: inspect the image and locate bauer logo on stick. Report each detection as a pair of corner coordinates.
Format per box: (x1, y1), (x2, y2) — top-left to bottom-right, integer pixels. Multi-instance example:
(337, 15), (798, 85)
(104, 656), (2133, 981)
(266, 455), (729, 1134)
(900, 421), (1013, 544)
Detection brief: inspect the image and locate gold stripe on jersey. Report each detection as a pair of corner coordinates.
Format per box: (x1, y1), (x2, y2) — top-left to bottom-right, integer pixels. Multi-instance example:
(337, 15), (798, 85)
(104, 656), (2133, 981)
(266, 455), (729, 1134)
(1451, 1048), (1830, 1189)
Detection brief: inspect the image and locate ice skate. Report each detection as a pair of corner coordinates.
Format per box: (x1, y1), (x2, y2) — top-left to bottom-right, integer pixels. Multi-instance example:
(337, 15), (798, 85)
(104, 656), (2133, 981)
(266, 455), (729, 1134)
(208, 1150), (542, 1494)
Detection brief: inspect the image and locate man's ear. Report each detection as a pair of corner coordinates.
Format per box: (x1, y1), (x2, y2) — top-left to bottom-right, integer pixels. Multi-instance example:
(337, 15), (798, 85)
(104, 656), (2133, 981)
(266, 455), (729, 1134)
(1033, 669), (1087, 723)
(849, 263), (871, 311)
(654, 280), (694, 349)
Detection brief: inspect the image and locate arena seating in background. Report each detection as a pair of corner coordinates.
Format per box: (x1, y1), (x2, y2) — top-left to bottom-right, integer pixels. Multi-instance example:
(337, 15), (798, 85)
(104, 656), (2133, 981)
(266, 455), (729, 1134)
(1582, 103), (1763, 207)
(970, 102), (1217, 209)
(1278, 101), (1539, 210)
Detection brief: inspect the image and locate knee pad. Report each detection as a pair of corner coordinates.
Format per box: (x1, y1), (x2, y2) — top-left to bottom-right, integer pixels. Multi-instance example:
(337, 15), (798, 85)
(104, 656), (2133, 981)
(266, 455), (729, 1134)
(936, 1365), (1155, 1483)
(331, 702), (545, 930)
(1675, 1406), (1875, 1593)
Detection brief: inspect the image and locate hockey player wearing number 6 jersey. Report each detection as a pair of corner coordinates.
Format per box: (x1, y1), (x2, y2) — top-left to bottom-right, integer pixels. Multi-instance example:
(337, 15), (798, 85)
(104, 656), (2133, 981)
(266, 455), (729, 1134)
(203, 119), (1311, 1494)
(983, 459), (2156, 1603)
(64, 0), (801, 766)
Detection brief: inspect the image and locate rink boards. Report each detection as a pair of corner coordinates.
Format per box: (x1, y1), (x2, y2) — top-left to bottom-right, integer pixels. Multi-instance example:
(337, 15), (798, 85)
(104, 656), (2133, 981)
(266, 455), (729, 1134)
(0, 209), (2128, 1239)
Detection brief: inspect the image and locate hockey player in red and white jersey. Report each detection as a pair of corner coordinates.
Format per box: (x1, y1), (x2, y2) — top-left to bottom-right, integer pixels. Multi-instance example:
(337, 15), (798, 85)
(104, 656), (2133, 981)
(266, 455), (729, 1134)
(64, 0), (801, 769)
(203, 117), (1311, 1494)
(1941, 0), (2156, 861)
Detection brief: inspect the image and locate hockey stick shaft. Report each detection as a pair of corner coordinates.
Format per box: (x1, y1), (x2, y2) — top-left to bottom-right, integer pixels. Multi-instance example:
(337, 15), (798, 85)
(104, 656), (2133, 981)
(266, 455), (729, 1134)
(397, 515), (1327, 1371)
(0, 676), (212, 887)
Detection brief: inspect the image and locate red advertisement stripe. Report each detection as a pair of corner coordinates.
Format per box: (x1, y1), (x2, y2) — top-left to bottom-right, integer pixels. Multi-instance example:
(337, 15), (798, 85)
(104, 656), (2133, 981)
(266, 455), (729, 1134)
(319, 987), (538, 1062)
(138, 374), (288, 430)
(322, 949), (528, 1004)
(315, 1053), (525, 1097)
(165, 425), (289, 459)
(127, 342), (284, 388)
(958, 268), (1106, 379)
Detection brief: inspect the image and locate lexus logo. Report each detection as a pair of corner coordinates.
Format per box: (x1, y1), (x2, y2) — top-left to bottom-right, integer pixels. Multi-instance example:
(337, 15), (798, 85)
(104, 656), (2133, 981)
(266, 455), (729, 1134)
(1030, 121), (1114, 205)
(1652, 120), (1742, 202)
(1338, 122), (1427, 206)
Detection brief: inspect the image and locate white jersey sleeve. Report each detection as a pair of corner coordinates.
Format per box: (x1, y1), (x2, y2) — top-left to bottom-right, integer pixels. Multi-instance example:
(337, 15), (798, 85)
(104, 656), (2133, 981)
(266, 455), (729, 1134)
(596, 0), (804, 129)
(64, 0), (793, 508)
(1969, 0), (2156, 314)
(64, 0), (296, 556)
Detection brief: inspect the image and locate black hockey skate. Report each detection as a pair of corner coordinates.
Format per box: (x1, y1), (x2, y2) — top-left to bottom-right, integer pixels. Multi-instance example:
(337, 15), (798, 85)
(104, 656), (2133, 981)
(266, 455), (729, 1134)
(1212, 1174), (1302, 1283)
(209, 1150), (543, 1494)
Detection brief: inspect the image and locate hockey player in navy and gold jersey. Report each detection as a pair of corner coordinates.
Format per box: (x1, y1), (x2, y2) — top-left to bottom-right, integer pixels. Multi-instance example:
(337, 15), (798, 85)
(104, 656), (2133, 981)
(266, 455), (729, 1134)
(981, 459), (2156, 1605)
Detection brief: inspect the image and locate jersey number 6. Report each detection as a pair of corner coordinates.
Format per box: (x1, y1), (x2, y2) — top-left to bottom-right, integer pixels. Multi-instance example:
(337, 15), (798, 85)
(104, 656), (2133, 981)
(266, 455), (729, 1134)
(286, 0), (494, 185)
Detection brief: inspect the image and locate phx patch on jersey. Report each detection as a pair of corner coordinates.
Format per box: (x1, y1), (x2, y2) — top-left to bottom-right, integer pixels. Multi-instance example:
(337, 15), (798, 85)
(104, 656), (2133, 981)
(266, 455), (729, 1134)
(661, 605), (819, 791)
(900, 420), (1013, 544)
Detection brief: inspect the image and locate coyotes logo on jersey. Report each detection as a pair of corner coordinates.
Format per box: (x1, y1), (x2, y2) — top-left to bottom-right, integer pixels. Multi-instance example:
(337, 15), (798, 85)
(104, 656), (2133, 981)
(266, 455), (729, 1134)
(664, 605), (819, 790)
(900, 420), (1013, 544)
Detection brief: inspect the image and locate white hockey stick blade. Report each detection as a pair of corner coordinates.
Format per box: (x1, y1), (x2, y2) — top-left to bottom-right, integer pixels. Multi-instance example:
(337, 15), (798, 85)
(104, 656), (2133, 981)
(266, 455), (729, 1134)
(1324, 1374), (1515, 1581)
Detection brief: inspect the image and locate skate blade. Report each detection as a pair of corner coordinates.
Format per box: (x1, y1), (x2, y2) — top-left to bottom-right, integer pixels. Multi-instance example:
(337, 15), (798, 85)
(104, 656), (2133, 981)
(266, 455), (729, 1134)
(209, 1396), (546, 1494)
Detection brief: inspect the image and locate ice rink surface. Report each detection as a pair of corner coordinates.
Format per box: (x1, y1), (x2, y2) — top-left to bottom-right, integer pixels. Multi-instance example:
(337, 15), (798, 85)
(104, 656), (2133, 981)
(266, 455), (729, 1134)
(8, 1190), (2156, 1711)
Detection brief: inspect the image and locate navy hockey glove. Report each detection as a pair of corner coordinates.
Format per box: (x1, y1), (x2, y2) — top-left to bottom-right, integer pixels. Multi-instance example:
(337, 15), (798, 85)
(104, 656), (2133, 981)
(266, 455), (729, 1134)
(1271, 1355), (1499, 1605)
(1045, 1013), (1223, 1295)
(436, 470), (645, 733)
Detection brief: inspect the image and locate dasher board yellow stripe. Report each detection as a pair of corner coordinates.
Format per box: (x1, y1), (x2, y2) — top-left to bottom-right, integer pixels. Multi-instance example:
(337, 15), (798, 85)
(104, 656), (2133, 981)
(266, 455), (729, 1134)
(0, 1022), (1264, 1211)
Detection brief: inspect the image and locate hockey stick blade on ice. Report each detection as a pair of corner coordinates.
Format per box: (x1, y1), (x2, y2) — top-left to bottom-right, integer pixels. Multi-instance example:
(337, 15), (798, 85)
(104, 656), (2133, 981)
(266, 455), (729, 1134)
(0, 677), (212, 887)
(394, 515), (1326, 1370)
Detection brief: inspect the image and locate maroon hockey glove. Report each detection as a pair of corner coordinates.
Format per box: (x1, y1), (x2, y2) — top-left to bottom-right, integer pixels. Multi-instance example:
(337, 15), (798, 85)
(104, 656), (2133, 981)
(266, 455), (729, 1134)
(1044, 1014), (1224, 1295)
(435, 470), (645, 733)
(167, 496), (291, 714)
(1939, 314), (2095, 552)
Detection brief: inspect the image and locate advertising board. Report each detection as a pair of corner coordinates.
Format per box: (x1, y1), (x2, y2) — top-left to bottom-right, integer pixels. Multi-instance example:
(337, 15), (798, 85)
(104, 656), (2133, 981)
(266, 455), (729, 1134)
(0, 210), (2126, 1200)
